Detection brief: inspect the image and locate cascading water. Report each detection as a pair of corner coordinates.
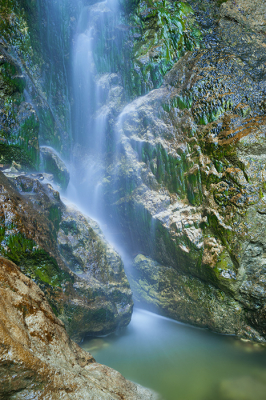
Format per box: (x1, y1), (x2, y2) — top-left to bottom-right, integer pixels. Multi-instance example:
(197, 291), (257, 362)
(70, 0), (123, 219)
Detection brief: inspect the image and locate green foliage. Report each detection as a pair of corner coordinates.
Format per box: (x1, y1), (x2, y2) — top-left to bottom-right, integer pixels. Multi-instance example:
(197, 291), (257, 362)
(128, 0), (202, 95)
(92, 0), (202, 100)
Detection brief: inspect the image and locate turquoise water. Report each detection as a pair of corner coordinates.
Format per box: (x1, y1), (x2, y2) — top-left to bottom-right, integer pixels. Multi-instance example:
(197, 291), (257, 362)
(81, 308), (266, 400)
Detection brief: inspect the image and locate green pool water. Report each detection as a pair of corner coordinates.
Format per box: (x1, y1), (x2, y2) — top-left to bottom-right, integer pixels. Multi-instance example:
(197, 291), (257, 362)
(81, 309), (266, 400)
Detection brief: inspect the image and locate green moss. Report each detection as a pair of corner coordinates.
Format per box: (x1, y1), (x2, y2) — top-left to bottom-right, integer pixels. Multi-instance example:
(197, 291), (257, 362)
(0, 232), (72, 288)
(216, 0), (228, 6)
(0, 2), (41, 170)
(136, 140), (203, 205)
(0, 62), (26, 95)
(41, 151), (69, 189)
(186, 167), (202, 206)
(49, 205), (62, 232)
(163, 95), (193, 112)
(0, 0), (33, 63)
(38, 108), (56, 145)
(0, 143), (37, 169)
(0, 107), (39, 169)
(119, 0), (140, 13)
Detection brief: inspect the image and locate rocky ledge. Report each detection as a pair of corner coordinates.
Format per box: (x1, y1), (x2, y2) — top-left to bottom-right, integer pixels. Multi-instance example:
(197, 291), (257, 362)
(0, 257), (157, 399)
(0, 171), (133, 342)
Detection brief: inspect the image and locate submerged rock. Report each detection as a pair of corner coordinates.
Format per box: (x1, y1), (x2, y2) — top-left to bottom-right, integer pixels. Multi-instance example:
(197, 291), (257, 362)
(0, 256), (157, 400)
(0, 172), (133, 341)
(215, 375), (266, 400)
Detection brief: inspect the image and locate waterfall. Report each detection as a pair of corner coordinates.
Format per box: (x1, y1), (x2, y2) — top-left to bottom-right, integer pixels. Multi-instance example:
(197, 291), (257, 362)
(70, 0), (124, 221)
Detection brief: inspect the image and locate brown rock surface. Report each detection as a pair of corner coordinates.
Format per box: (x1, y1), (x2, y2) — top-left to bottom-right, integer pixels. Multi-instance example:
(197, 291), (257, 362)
(0, 256), (158, 399)
(220, 0), (266, 34)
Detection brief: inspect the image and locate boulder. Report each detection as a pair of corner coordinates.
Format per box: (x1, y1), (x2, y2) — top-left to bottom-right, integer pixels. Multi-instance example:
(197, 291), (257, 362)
(57, 203), (133, 340)
(0, 172), (133, 342)
(131, 254), (245, 336)
(0, 256), (157, 400)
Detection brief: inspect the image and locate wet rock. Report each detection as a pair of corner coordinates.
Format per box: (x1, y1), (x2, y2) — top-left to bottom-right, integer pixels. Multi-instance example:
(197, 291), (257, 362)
(57, 203), (133, 340)
(0, 256), (157, 400)
(220, 0), (266, 35)
(100, 0), (266, 341)
(0, 49), (39, 170)
(0, 172), (133, 341)
(132, 254), (246, 336)
(40, 146), (70, 190)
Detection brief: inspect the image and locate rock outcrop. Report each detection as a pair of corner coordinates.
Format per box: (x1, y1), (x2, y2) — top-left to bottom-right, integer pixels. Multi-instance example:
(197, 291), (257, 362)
(98, 0), (266, 341)
(0, 256), (157, 400)
(57, 202), (133, 340)
(0, 171), (133, 341)
(131, 254), (245, 336)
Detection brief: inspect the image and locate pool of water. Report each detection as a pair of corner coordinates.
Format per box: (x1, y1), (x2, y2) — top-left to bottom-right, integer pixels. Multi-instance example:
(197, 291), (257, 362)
(81, 308), (266, 400)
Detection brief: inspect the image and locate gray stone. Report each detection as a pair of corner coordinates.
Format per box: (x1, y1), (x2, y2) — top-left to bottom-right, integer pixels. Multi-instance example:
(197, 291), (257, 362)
(40, 146), (70, 190)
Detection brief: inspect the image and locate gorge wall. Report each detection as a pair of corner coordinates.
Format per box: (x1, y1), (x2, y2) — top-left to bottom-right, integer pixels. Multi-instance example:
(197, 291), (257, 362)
(69, 0), (266, 342)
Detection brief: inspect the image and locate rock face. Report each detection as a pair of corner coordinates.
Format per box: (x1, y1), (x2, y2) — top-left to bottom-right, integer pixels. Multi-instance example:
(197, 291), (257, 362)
(0, 256), (157, 400)
(40, 146), (70, 190)
(1, 0), (266, 358)
(131, 254), (245, 336)
(99, 0), (266, 341)
(0, 45), (39, 169)
(57, 203), (133, 340)
(0, 171), (133, 342)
